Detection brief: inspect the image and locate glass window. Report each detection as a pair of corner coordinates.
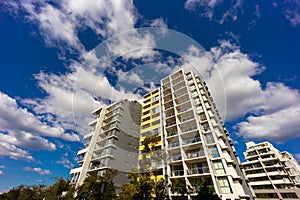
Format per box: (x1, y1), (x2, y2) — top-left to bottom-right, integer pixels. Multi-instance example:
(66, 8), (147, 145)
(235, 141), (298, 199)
(209, 146), (220, 158)
(152, 95), (159, 101)
(152, 128), (160, 135)
(213, 161), (225, 175)
(205, 133), (214, 144)
(152, 106), (160, 114)
(218, 177), (232, 193)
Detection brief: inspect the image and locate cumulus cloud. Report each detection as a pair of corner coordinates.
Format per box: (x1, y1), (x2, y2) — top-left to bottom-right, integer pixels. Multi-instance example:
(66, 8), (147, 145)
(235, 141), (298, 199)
(209, 42), (300, 142)
(22, 166), (51, 175)
(236, 104), (300, 142)
(0, 92), (79, 143)
(178, 40), (300, 142)
(0, 142), (33, 161)
(3, 0), (137, 53)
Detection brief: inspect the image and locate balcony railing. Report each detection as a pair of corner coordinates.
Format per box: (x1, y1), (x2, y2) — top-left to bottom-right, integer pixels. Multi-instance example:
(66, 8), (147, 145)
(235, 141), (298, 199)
(183, 137), (201, 145)
(186, 150), (205, 159)
(173, 169), (184, 176)
(189, 167), (209, 175)
(181, 126), (197, 133)
(166, 121), (176, 127)
(181, 115), (194, 122)
(171, 155), (182, 161)
(168, 141), (180, 149)
(167, 131), (178, 137)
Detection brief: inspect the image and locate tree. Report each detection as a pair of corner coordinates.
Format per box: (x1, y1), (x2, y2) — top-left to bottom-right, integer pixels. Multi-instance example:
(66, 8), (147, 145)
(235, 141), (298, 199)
(118, 183), (137, 199)
(76, 170), (116, 200)
(196, 182), (220, 200)
(171, 178), (187, 197)
(44, 177), (72, 200)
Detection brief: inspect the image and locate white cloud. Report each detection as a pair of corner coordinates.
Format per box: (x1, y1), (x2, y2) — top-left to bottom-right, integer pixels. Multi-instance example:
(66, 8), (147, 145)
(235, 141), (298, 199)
(0, 142), (33, 161)
(207, 41), (300, 142)
(8, 0), (137, 53)
(118, 71), (144, 86)
(0, 91), (79, 143)
(22, 166), (51, 175)
(180, 40), (300, 142)
(237, 104), (300, 142)
(106, 30), (157, 60)
(56, 156), (75, 169)
(150, 18), (168, 28)
(0, 171), (3, 176)
(0, 131), (56, 151)
(184, 0), (242, 23)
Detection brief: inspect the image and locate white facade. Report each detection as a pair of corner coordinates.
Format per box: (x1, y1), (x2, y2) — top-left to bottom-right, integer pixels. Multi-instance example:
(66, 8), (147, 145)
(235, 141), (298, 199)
(70, 99), (142, 190)
(243, 141), (300, 199)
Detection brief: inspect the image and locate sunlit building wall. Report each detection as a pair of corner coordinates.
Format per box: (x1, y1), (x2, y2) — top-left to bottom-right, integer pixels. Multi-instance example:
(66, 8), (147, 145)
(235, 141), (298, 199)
(139, 69), (254, 200)
(243, 141), (300, 199)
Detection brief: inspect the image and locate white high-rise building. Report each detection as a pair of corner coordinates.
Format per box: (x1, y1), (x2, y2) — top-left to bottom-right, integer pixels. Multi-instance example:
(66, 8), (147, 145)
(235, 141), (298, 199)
(139, 69), (254, 200)
(70, 99), (142, 190)
(242, 141), (300, 199)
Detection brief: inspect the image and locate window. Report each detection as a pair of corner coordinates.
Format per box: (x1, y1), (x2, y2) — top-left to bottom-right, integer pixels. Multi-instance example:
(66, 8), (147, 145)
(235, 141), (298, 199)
(209, 146), (220, 158)
(199, 113), (206, 121)
(218, 177), (232, 193)
(152, 106), (160, 114)
(152, 128), (160, 135)
(213, 161), (225, 175)
(196, 105), (203, 111)
(205, 133), (214, 144)
(202, 123), (210, 132)
(152, 95), (159, 101)
(281, 192), (298, 199)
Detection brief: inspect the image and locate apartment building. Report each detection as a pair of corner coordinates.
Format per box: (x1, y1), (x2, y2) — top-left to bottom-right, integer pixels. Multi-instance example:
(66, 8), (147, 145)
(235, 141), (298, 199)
(70, 99), (142, 190)
(242, 141), (300, 199)
(139, 69), (254, 200)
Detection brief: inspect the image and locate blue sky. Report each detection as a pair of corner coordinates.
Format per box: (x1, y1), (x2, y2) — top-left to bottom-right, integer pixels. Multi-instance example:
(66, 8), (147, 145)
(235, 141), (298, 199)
(1, 0), (300, 192)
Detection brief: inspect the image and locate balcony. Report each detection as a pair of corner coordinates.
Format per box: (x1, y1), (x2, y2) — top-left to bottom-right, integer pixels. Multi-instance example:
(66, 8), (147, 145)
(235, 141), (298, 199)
(166, 112), (175, 118)
(164, 105), (174, 110)
(173, 169), (184, 176)
(171, 155), (182, 162)
(189, 167), (209, 175)
(89, 163), (108, 171)
(182, 137), (201, 146)
(77, 148), (88, 156)
(181, 115), (195, 123)
(177, 107), (192, 114)
(83, 132), (93, 140)
(181, 126), (198, 134)
(186, 150), (205, 159)
(166, 121), (176, 128)
(167, 131), (178, 137)
(168, 141), (180, 149)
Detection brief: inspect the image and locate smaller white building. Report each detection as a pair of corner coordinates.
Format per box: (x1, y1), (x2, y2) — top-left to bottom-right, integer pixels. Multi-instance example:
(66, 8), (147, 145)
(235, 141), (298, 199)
(70, 99), (142, 191)
(242, 141), (300, 199)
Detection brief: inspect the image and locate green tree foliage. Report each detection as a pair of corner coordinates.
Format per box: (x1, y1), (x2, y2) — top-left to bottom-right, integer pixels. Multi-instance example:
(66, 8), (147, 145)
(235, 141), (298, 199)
(171, 178), (187, 197)
(76, 170), (116, 200)
(0, 184), (47, 200)
(196, 182), (221, 200)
